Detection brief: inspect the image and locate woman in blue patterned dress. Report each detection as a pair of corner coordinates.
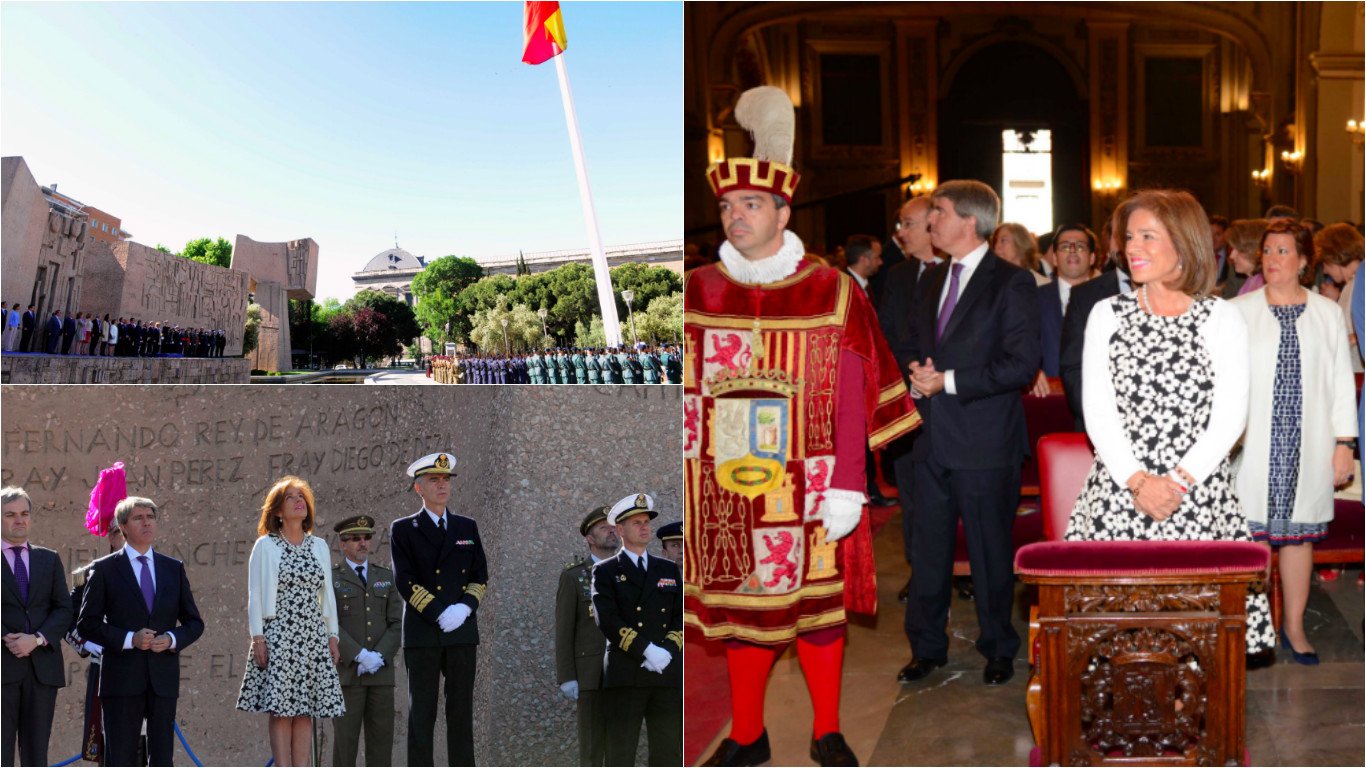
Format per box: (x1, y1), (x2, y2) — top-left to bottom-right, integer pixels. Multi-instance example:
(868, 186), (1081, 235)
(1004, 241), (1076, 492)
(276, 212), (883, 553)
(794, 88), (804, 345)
(1231, 220), (1358, 664)
(1067, 189), (1274, 654)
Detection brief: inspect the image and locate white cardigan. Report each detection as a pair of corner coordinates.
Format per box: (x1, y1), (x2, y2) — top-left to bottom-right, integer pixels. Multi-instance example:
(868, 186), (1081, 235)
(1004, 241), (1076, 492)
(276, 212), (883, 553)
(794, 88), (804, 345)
(1082, 295), (1250, 487)
(246, 534), (339, 638)
(1231, 289), (1358, 526)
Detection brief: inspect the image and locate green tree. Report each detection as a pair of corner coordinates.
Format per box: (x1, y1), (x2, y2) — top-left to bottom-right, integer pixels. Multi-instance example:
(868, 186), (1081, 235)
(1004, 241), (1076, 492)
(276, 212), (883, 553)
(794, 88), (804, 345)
(467, 294), (545, 354)
(242, 303), (262, 356)
(573, 316), (607, 349)
(411, 256), (484, 344)
(181, 237), (233, 268)
(346, 290), (421, 346)
(516, 251), (530, 277)
(636, 293), (683, 343)
(154, 244), (173, 254)
(610, 262), (682, 320)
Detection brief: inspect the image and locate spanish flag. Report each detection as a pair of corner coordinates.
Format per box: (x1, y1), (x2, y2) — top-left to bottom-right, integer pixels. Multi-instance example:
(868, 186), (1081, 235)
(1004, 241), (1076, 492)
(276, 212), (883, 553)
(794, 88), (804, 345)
(521, 1), (567, 65)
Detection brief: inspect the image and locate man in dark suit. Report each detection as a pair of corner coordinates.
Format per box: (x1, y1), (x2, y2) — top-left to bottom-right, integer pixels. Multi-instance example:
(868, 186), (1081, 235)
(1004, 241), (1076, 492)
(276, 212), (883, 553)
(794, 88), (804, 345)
(76, 496), (204, 767)
(898, 180), (1040, 687)
(590, 494), (682, 767)
(390, 452), (487, 767)
(1058, 249), (1132, 430)
(331, 515), (402, 767)
(556, 506), (619, 766)
(880, 196), (944, 599)
(43, 311), (61, 354)
(19, 307), (36, 353)
(1037, 224), (1099, 382)
(60, 312), (76, 355)
(2, 486), (72, 768)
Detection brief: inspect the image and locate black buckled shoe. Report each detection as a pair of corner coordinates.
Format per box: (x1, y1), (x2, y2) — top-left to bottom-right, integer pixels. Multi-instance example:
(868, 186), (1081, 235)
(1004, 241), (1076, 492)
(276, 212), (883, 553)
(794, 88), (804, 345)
(810, 732), (859, 767)
(702, 729), (771, 766)
(896, 656), (947, 683)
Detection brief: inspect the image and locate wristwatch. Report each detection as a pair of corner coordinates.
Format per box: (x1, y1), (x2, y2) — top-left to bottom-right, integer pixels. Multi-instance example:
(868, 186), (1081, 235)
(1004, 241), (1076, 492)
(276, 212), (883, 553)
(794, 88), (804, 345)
(1336, 438), (1359, 451)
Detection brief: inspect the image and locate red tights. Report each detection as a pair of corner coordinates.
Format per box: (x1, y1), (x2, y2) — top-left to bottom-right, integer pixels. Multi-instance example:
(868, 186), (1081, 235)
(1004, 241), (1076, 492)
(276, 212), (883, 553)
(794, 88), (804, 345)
(725, 632), (845, 744)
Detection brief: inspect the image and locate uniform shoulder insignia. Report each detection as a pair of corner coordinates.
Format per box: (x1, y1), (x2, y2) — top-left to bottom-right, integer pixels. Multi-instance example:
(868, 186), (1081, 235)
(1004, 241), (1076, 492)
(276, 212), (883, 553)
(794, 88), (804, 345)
(564, 555), (586, 571)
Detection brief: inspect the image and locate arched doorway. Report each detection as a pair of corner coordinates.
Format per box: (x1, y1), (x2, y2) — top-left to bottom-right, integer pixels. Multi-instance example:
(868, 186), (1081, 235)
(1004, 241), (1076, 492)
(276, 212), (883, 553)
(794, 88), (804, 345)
(938, 40), (1088, 232)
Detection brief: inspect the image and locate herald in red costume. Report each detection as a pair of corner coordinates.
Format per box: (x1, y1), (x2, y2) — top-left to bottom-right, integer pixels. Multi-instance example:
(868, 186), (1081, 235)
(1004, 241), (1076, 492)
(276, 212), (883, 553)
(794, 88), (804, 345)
(685, 86), (919, 766)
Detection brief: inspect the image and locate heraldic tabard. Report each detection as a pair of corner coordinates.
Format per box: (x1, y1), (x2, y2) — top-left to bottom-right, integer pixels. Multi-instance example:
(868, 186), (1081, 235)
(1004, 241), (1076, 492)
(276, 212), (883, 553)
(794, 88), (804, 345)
(682, 259), (921, 645)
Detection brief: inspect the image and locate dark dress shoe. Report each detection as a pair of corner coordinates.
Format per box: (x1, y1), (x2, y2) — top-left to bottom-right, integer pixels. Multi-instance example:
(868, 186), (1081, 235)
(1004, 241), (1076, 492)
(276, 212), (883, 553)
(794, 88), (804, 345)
(897, 656), (947, 682)
(810, 732), (859, 767)
(983, 656), (1014, 685)
(702, 730), (770, 766)
(897, 578), (911, 603)
(1246, 650), (1276, 670)
(868, 492), (898, 507)
(954, 576), (975, 600)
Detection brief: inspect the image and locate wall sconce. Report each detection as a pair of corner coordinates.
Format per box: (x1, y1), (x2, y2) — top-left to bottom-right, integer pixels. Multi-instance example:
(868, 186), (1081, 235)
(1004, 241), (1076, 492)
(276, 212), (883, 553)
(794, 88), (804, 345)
(1348, 119), (1365, 147)
(908, 178), (936, 196)
(1251, 168), (1272, 190)
(1092, 179), (1124, 196)
(707, 133), (726, 164)
(1280, 150), (1304, 174)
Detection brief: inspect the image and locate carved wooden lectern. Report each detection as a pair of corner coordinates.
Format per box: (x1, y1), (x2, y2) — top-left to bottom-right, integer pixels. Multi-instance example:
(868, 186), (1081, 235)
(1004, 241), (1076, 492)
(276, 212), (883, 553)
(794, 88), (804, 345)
(1016, 541), (1268, 767)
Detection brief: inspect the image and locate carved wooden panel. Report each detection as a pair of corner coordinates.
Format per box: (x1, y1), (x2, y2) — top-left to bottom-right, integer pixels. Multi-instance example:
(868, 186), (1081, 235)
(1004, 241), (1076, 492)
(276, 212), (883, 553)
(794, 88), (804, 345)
(1065, 583), (1222, 613)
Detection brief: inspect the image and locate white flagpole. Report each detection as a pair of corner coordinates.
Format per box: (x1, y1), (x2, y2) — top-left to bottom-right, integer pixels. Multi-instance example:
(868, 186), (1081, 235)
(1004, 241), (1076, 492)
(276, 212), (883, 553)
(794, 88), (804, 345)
(552, 52), (623, 348)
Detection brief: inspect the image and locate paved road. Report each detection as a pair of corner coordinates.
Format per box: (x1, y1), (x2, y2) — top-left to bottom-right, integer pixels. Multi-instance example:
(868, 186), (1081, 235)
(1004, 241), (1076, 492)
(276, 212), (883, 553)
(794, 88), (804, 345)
(364, 370), (437, 385)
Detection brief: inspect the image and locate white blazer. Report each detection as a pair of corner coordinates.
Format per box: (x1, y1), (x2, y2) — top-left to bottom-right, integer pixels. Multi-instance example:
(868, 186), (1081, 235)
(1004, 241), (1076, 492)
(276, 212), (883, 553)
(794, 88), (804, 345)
(246, 534), (339, 637)
(1231, 289), (1358, 526)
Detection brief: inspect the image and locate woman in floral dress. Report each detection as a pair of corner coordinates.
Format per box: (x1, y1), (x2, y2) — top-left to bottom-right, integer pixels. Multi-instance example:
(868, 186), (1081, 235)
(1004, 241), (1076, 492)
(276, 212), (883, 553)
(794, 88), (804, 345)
(1067, 189), (1274, 654)
(237, 476), (344, 766)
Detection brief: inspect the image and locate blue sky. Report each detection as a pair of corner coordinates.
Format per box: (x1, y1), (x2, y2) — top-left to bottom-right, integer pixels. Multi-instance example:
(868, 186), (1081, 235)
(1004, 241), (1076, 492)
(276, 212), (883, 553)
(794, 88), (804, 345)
(1, 1), (681, 300)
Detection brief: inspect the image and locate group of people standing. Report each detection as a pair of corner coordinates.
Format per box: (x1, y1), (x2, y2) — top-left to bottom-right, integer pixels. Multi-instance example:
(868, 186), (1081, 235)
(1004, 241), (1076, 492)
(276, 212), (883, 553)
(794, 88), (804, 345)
(684, 85), (1362, 767)
(3, 452), (687, 767)
(555, 497), (684, 767)
(0, 304), (227, 358)
(442, 344), (683, 384)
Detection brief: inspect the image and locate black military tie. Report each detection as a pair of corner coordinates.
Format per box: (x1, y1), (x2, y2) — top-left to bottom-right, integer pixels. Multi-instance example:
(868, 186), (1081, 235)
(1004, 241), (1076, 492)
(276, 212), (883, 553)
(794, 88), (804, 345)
(438, 516), (446, 535)
(356, 564), (366, 587)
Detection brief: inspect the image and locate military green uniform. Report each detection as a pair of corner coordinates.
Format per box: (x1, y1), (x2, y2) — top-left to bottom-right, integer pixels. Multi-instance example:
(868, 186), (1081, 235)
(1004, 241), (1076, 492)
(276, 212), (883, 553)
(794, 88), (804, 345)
(331, 544), (403, 764)
(556, 556), (608, 766)
(572, 352), (588, 385)
(618, 351), (636, 384)
(585, 352), (602, 384)
(640, 350), (660, 384)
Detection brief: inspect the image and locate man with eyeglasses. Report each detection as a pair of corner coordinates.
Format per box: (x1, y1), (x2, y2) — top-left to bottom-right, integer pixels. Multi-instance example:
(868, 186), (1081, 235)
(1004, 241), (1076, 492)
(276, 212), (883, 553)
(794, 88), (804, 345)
(1033, 223), (1101, 396)
(879, 195), (944, 602)
(330, 515), (402, 766)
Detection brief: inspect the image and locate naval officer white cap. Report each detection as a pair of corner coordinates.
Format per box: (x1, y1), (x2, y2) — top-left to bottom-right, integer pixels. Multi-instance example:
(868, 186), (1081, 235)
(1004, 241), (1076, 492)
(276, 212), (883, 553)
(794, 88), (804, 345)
(607, 493), (658, 526)
(406, 451), (457, 478)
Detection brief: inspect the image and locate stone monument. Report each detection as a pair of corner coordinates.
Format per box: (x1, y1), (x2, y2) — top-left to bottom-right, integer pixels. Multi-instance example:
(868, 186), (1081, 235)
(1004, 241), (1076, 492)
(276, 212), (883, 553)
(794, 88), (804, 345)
(231, 235), (319, 373)
(0, 385), (680, 766)
(1, 156), (89, 354)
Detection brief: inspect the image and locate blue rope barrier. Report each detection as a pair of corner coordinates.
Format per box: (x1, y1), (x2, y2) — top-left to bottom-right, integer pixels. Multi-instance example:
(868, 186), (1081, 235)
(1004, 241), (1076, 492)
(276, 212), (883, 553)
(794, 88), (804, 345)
(51, 755), (81, 767)
(173, 722), (204, 767)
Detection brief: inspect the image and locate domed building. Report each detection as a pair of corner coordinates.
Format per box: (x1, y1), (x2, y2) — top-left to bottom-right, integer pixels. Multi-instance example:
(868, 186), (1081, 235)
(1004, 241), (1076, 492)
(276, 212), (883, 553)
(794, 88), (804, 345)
(350, 244), (426, 306)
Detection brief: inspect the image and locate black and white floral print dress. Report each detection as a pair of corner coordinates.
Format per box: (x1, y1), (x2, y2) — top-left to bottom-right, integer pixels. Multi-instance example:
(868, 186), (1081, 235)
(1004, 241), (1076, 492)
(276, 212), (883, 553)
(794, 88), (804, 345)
(236, 535), (345, 717)
(1066, 294), (1274, 653)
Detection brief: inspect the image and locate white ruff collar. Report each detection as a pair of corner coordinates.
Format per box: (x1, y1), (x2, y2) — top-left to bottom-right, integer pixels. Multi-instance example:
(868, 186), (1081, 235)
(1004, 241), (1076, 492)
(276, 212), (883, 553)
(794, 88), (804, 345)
(719, 230), (806, 285)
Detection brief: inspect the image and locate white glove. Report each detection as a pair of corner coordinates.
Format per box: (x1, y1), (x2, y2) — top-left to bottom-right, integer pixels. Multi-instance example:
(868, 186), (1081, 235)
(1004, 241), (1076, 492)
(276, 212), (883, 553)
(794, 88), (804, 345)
(641, 642), (672, 673)
(84, 641), (103, 659)
(559, 680), (579, 700)
(821, 494), (864, 543)
(356, 649), (384, 675)
(438, 604), (472, 633)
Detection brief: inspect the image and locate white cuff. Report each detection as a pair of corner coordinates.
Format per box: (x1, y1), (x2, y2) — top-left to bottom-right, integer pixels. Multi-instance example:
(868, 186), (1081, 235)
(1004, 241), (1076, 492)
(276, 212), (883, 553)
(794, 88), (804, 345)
(944, 370), (957, 395)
